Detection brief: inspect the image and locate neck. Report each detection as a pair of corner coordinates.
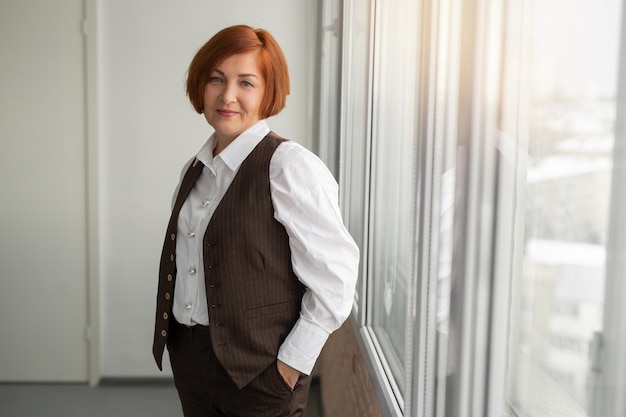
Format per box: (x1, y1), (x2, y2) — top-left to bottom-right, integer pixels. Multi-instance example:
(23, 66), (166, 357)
(213, 134), (236, 156)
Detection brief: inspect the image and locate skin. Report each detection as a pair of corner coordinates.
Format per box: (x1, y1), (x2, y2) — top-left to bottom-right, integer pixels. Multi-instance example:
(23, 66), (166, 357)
(202, 51), (301, 390)
(203, 51), (265, 156)
(276, 360), (300, 390)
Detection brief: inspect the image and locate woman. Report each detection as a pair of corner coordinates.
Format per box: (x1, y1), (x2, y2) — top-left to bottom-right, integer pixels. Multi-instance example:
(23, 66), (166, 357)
(152, 25), (359, 417)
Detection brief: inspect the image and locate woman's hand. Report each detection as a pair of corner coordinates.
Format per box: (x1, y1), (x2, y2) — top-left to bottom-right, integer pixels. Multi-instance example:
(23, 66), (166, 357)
(276, 359), (301, 390)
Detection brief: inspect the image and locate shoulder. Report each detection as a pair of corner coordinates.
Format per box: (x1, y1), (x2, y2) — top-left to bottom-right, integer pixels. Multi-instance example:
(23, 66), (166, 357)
(274, 141), (332, 176)
(270, 140), (338, 194)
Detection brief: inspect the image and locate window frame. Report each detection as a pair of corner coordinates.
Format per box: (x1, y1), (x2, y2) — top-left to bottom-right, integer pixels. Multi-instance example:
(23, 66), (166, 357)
(340, 0), (408, 414)
(498, 1), (626, 416)
(587, 2), (626, 415)
(336, 0), (626, 417)
(339, 0), (510, 415)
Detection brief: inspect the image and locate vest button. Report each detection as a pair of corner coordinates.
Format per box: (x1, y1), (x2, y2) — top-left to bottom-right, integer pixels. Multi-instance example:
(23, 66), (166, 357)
(163, 312), (168, 320)
(170, 254), (174, 262)
(165, 292), (171, 300)
(161, 330), (167, 337)
(170, 233), (175, 241)
(167, 274), (173, 282)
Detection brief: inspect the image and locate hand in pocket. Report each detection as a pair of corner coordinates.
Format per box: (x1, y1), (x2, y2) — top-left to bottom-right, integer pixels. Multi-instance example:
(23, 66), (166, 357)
(276, 359), (300, 390)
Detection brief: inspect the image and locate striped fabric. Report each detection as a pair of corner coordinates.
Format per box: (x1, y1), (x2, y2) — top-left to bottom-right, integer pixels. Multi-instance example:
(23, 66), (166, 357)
(153, 133), (305, 389)
(153, 159), (203, 370)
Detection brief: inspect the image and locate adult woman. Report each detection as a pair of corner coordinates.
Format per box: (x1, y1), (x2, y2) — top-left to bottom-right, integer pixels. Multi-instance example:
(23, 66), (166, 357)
(152, 25), (359, 417)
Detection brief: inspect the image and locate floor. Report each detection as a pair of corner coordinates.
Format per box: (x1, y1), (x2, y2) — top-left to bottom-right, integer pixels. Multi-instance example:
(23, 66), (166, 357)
(0, 378), (323, 417)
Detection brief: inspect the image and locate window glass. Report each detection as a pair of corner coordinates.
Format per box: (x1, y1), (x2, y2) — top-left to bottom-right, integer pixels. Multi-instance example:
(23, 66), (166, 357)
(505, 0), (623, 415)
(317, 0), (343, 176)
(368, 0), (420, 402)
(341, 0), (372, 304)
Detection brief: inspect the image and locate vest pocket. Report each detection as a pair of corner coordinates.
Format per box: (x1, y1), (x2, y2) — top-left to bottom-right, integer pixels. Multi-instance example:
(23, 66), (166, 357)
(244, 300), (297, 320)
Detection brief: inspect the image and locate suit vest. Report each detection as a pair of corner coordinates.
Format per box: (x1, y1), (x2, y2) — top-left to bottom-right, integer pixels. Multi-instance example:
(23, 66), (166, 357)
(152, 133), (305, 389)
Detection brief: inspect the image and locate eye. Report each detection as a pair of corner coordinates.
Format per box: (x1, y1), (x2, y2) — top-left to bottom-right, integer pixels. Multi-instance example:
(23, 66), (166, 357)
(209, 76), (223, 83)
(241, 80), (254, 87)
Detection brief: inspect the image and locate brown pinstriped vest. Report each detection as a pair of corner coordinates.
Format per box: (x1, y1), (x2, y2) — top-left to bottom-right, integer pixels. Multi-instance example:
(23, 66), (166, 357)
(153, 133), (305, 389)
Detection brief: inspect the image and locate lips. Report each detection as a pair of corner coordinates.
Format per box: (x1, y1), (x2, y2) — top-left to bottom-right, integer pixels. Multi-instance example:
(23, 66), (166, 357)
(216, 109), (238, 117)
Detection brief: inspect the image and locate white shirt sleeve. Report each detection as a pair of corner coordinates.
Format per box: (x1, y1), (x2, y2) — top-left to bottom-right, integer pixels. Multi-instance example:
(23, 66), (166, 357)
(270, 141), (359, 375)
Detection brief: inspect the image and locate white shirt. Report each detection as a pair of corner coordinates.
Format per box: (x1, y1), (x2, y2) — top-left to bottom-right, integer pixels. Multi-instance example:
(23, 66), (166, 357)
(172, 120), (359, 375)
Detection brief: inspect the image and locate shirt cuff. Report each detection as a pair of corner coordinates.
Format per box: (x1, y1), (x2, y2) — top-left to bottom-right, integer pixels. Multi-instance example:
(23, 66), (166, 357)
(277, 316), (330, 375)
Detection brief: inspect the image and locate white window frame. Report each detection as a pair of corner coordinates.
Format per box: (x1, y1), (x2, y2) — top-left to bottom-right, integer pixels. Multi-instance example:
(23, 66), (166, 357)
(339, 0), (509, 415)
(590, 2), (626, 415)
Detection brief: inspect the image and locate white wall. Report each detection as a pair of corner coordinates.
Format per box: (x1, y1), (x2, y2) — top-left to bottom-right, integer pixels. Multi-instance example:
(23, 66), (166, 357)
(98, 0), (318, 377)
(0, 0), (88, 382)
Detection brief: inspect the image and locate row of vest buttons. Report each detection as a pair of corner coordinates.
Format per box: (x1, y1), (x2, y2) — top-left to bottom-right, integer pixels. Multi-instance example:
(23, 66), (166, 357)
(162, 229), (176, 338)
(160, 292), (171, 338)
(160, 291), (171, 337)
(160, 311), (170, 337)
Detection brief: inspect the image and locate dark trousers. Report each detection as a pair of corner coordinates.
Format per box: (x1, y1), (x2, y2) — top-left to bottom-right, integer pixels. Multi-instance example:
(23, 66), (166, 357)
(167, 320), (312, 417)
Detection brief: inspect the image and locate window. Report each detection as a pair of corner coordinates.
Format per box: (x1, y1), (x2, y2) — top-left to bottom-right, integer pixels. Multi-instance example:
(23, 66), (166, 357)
(339, 0), (374, 313)
(335, 0), (626, 416)
(339, 0), (422, 413)
(316, 0), (344, 176)
(501, 0), (625, 416)
(367, 0), (421, 407)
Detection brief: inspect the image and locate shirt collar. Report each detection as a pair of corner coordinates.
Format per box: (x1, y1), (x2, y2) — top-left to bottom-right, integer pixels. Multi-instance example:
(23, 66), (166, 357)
(194, 120), (270, 171)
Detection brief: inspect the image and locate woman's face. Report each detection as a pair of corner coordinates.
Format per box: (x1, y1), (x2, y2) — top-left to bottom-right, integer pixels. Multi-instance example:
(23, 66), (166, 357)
(203, 51), (265, 150)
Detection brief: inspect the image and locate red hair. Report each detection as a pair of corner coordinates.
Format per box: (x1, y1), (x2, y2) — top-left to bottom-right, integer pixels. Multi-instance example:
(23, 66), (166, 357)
(186, 25), (290, 118)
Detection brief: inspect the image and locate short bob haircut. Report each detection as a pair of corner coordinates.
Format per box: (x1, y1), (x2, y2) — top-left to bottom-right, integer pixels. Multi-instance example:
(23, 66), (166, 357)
(186, 25), (290, 119)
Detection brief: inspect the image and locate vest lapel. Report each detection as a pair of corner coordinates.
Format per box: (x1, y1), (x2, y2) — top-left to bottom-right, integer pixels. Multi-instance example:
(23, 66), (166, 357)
(172, 160), (204, 219)
(153, 159), (204, 369)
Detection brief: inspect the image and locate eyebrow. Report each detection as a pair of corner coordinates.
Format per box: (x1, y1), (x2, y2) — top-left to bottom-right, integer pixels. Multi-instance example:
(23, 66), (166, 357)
(214, 69), (259, 79)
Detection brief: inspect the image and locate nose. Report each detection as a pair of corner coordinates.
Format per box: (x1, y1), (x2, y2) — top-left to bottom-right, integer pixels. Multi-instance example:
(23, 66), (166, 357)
(220, 82), (237, 104)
